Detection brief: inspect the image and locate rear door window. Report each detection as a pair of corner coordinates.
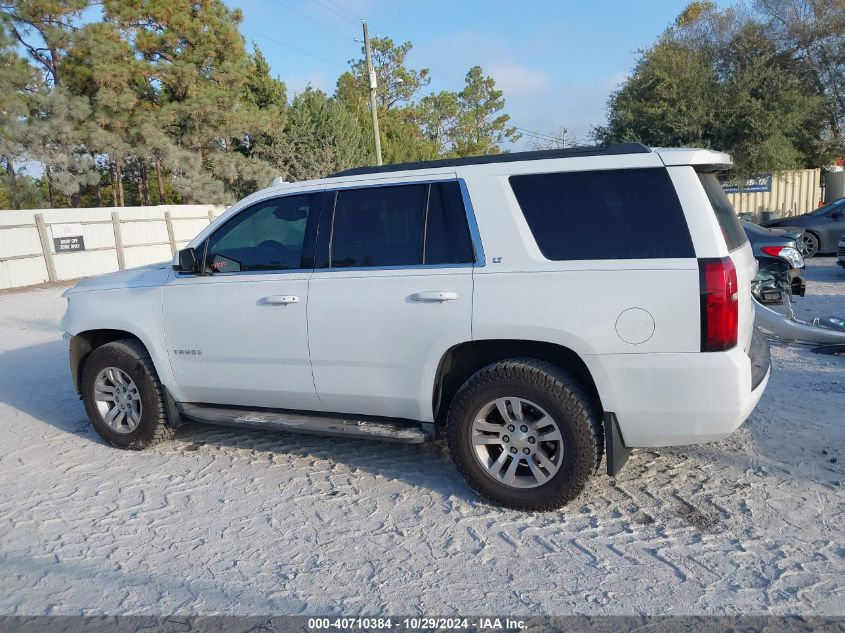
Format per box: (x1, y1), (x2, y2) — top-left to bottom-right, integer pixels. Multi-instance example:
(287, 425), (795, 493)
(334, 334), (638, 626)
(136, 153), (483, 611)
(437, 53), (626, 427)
(330, 184), (427, 268)
(327, 181), (474, 268)
(699, 173), (747, 251)
(509, 167), (695, 260)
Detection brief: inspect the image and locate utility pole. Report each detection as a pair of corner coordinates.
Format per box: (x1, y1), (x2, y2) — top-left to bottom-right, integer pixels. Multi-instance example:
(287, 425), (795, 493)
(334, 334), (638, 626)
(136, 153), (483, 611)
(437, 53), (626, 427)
(362, 20), (383, 165)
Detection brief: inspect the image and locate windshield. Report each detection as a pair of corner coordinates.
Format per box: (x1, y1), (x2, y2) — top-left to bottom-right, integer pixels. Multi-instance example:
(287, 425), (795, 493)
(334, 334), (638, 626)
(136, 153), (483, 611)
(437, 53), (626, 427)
(809, 198), (845, 215)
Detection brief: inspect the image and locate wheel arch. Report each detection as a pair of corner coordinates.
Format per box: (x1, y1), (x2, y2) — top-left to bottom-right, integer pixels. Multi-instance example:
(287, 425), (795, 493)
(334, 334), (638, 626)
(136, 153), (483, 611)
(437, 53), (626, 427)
(70, 329), (146, 394)
(432, 339), (603, 432)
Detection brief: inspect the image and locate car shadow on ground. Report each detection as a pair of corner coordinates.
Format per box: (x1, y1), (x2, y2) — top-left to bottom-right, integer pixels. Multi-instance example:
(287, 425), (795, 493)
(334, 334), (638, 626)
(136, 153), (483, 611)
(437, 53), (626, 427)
(0, 339), (475, 503)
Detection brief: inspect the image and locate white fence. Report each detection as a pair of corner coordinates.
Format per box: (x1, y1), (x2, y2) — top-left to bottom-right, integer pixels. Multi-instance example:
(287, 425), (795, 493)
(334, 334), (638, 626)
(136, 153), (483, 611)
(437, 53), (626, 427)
(0, 204), (225, 290)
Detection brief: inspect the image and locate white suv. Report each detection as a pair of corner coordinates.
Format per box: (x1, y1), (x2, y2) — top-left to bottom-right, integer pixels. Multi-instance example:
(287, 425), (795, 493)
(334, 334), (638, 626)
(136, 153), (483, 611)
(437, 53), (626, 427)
(62, 144), (771, 510)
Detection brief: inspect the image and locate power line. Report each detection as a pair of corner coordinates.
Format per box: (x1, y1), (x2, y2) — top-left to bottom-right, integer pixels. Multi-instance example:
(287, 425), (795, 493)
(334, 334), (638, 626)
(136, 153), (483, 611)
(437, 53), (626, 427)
(250, 16), (560, 147)
(268, 0), (357, 40)
(320, 0), (359, 21)
(312, 0), (360, 24)
(242, 27), (348, 69)
(513, 126), (561, 142)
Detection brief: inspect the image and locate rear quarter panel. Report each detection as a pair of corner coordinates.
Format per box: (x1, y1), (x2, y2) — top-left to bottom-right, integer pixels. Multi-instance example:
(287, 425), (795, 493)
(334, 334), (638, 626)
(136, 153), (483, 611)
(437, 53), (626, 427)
(465, 159), (702, 360)
(465, 159), (755, 430)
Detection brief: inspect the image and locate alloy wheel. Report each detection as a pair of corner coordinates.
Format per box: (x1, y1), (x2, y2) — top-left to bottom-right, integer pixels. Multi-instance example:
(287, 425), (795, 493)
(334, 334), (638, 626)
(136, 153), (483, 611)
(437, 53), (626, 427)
(799, 233), (818, 258)
(93, 367), (143, 434)
(470, 397), (564, 489)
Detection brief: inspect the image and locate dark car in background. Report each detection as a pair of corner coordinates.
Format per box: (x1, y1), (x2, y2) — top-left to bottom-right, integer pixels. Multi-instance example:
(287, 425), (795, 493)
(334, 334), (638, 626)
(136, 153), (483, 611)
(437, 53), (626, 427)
(838, 233), (845, 269)
(743, 220), (806, 302)
(762, 197), (845, 257)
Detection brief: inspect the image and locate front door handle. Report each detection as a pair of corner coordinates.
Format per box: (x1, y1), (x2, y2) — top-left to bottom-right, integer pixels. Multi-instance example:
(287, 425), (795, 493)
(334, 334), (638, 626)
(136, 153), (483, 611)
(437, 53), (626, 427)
(261, 295), (300, 305)
(410, 291), (458, 303)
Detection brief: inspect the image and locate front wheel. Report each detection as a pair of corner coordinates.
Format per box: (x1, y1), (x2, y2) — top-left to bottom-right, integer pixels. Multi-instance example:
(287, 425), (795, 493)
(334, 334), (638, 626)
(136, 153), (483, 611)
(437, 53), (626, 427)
(446, 359), (602, 511)
(81, 339), (173, 449)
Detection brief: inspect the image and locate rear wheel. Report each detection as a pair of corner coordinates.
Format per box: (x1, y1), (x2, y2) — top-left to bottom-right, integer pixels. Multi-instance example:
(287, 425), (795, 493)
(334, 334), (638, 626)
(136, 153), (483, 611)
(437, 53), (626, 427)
(799, 232), (819, 258)
(446, 358), (602, 511)
(81, 339), (173, 449)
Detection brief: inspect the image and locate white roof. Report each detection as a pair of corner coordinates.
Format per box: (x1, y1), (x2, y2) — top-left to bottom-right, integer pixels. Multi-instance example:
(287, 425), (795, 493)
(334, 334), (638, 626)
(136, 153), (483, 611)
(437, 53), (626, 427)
(250, 147), (734, 201)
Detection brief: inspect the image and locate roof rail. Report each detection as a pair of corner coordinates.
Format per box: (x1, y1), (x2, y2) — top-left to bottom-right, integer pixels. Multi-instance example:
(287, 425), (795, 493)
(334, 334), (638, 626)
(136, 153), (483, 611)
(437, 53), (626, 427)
(328, 143), (652, 178)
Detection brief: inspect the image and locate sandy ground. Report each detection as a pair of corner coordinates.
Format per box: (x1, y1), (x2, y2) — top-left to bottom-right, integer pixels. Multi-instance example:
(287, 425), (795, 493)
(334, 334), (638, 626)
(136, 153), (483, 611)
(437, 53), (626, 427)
(0, 259), (843, 617)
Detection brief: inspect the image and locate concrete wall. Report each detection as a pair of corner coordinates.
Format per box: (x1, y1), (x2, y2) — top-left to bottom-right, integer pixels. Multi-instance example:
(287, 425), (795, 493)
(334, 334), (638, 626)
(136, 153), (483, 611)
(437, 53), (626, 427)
(726, 168), (822, 220)
(0, 205), (224, 290)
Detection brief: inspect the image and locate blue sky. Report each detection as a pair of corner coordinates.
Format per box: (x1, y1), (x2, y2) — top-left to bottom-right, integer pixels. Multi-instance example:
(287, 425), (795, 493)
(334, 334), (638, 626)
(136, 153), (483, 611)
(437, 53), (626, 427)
(227, 0), (730, 148)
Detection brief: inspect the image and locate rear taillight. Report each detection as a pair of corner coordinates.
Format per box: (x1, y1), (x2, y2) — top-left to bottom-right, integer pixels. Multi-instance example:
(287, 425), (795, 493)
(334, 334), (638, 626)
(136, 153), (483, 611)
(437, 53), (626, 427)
(761, 245), (804, 268)
(699, 257), (738, 352)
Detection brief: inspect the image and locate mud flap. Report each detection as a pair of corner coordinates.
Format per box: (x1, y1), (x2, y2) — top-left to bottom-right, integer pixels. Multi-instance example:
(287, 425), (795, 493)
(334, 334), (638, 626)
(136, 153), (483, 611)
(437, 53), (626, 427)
(164, 389), (187, 428)
(604, 412), (631, 476)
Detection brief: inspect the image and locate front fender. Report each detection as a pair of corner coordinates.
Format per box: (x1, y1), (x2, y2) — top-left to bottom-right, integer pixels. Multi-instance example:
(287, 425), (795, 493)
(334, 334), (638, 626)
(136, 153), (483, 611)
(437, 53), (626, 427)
(62, 286), (182, 401)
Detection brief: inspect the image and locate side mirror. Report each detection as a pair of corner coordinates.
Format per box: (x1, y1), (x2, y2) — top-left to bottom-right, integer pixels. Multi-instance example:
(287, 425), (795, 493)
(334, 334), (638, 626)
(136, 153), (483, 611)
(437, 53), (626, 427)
(173, 247), (199, 273)
(830, 210), (844, 219)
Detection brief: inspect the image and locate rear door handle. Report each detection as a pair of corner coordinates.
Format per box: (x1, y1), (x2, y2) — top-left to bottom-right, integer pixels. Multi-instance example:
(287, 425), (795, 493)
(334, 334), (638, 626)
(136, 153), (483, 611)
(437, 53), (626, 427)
(410, 291), (458, 303)
(261, 295), (300, 305)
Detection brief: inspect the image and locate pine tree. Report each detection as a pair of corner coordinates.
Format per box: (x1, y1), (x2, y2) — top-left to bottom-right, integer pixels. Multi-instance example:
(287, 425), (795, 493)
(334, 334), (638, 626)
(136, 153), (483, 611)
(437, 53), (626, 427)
(269, 87), (368, 181)
(0, 0), (88, 86)
(0, 20), (41, 208)
(103, 0), (276, 203)
(23, 86), (98, 206)
(452, 66), (520, 157)
(417, 91), (459, 156)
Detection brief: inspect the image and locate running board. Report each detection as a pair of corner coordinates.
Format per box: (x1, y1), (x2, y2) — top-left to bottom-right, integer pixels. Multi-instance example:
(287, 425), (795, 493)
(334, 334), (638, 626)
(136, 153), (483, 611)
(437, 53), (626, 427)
(178, 404), (429, 444)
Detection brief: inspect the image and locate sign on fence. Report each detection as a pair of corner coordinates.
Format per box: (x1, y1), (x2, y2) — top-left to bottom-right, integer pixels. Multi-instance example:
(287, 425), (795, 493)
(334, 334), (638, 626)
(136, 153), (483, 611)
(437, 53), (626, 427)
(721, 174), (772, 194)
(51, 223), (85, 253)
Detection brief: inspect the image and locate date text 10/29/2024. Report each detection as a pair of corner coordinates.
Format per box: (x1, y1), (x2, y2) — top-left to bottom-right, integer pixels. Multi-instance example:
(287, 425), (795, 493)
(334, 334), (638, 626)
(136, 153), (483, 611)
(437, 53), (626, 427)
(307, 618), (526, 631)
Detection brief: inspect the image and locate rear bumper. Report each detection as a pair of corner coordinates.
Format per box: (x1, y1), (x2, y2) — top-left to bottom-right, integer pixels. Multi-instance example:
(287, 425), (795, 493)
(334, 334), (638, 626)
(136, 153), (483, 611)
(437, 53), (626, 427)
(586, 333), (771, 448)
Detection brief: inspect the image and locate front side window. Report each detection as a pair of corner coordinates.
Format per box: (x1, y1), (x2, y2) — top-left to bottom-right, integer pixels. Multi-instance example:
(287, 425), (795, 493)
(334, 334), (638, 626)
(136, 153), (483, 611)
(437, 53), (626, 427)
(205, 194), (314, 273)
(328, 182), (474, 268)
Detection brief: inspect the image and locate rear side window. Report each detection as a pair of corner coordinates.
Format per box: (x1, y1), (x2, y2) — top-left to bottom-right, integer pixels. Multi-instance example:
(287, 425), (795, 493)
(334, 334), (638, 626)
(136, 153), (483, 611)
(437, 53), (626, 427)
(699, 174), (748, 251)
(509, 168), (695, 260)
(328, 182), (473, 268)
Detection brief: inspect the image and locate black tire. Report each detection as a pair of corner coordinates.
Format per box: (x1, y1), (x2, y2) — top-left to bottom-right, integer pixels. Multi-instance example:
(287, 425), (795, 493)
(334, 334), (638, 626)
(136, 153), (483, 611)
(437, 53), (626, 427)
(800, 232), (819, 258)
(80, 339), (173, 450)
(446, 358), (602, 511)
